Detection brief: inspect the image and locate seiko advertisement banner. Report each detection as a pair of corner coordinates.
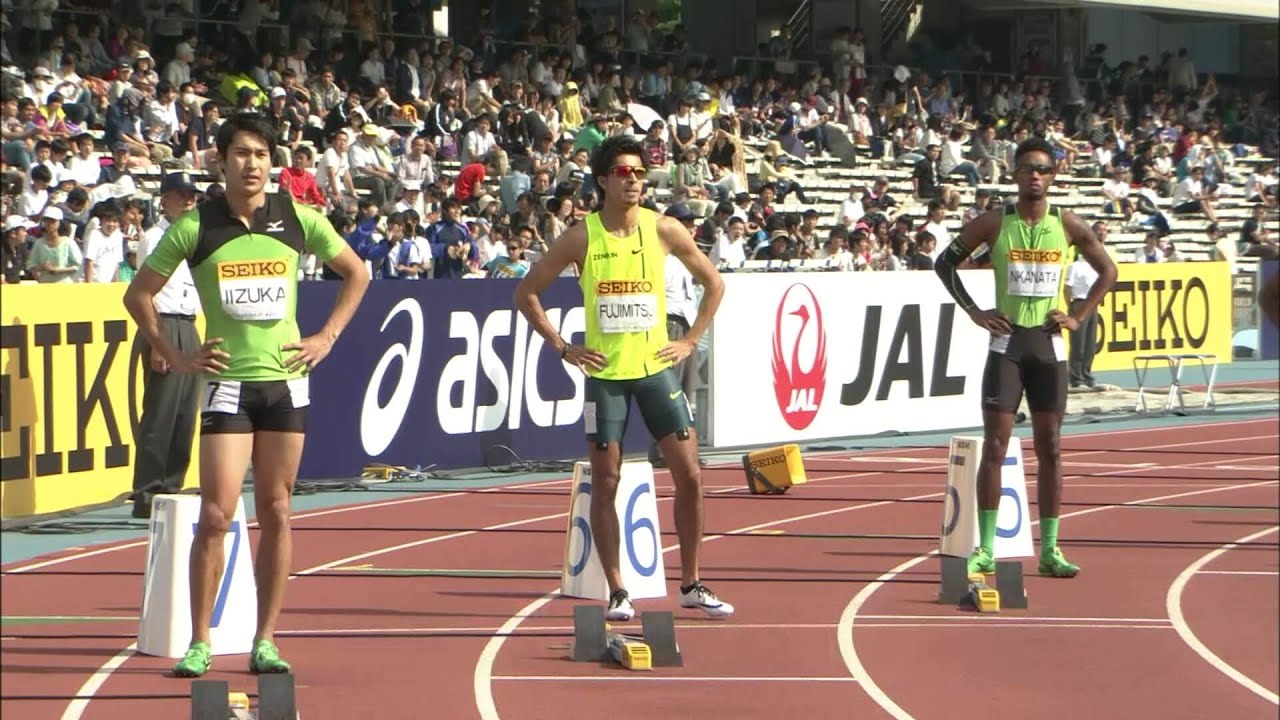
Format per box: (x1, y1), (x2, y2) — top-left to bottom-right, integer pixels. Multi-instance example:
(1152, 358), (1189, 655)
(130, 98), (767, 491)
(296, 279), (646, 478)
(706, 271), (996, 448)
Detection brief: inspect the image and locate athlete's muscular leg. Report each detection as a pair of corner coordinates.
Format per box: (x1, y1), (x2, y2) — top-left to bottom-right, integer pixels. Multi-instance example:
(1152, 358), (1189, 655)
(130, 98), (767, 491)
(1031, 411), (1065, 517)
(587, 442), (625, 593)
(658, 428), (704, 587)
(189, 433), (254, 645)
(249, 430), (304, 644)
(978, 410), (1016, 511)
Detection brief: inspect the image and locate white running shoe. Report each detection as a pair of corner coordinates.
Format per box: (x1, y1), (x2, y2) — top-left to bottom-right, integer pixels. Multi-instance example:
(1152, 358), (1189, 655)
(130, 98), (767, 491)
(679, 582), (734, 618)
(606, 589), (635, 622)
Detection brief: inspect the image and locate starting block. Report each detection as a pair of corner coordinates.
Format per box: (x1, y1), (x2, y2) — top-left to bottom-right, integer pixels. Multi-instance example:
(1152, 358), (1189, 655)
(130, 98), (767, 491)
(571, 605), (682, 669)
(191, 676), (299, 720)
(741, 444), (807, 494)
(938, 556), (1028, 612)
(964, 579), (1001, 613)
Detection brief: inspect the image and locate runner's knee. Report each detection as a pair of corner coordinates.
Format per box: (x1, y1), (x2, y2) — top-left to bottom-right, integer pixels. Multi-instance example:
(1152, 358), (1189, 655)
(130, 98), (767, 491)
(196, 499), (236, 537)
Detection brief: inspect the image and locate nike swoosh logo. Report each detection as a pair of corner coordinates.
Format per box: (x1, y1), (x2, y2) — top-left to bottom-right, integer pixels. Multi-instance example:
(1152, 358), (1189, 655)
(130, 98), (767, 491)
(669, 391), (682, 399)
(632, 248), (644, 254)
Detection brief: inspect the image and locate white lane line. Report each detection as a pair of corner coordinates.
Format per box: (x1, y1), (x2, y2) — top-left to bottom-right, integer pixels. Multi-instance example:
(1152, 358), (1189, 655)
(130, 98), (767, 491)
(837, 451), (1279, 720)
(1167, 525), (1280, 706)
(1194, 570), (1279, 576)
(9, 476), (574, 575)
(492, 675), (858, 683)
(57, 643), (136, 720)
(473, 423), (1278, 720)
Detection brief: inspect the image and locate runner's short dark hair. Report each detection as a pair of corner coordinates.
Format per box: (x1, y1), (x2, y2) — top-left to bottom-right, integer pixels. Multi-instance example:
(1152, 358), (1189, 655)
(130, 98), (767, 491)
(590, 136), (647, 200)
(1013, 137), (1055, 166)
(215, 113), (278, 163)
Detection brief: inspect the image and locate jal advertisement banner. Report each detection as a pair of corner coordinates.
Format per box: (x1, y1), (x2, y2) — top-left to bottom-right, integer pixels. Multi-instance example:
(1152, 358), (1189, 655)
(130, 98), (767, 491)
(296, 279), (647, 479)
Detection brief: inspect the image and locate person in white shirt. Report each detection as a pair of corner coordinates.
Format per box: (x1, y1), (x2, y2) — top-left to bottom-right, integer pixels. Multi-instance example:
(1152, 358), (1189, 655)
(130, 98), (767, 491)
(648, 204), (703, 466)
(838, 183), (865, 228)
(348, 123), (399, 208)
(316, 129), (356, 205)
(83, 204), (124, 282)
(1133, 232), (1164, 263)
(1171, 164), (1219, 224)
(814, 226), (854, 271)
(921, 199), (950, 260)
(396, 134), (436, 188)
(1100, 168), (1132, 221)
(711, 216), (748, 267)
(383, 212), (425, 279)
(129, 171), (202, 518)
(1064, 247), (1101, 389)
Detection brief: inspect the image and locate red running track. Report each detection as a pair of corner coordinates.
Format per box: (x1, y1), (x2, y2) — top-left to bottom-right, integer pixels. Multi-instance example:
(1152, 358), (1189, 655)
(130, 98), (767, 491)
(1, 417), (1277, 720)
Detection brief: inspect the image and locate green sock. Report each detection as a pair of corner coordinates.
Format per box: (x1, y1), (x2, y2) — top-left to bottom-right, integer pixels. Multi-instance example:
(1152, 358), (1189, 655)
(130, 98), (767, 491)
(978, 509), (998, 554)
(1041, 517), (1060, 557)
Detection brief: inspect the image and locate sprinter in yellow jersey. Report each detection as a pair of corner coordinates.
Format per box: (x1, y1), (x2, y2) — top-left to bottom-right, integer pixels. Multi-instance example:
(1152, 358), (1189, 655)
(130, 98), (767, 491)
(515, 136), (731, 622)
(933, 137), (1116, 580)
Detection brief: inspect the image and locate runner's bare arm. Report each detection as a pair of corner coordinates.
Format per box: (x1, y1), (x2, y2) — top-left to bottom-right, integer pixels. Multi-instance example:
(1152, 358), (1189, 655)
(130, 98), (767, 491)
(1262, 270), (1280, 329)
(284, 244), (369, 372)
(934, 209), (1009, 333)
(514, 223), (604, 369)
(658, 214), (724, 348)
(1061, 210), (1117, 324)
(124, 267), (228, 374)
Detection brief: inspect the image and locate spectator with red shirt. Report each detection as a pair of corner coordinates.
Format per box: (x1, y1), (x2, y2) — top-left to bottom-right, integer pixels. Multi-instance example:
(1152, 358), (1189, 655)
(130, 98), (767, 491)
(278, 145), (326, 209)
(454, 160), (497, 214)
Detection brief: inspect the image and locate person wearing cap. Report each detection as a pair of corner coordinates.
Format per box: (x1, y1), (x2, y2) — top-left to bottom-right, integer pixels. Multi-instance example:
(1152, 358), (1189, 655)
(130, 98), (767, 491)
(25, 209), (80, 283)
(129, 172), (203, 519)
(124, 113), (369, 678)
(2, 216), (32, 283)
(515, 135), (733, 623)
(349, 122), (400, 209)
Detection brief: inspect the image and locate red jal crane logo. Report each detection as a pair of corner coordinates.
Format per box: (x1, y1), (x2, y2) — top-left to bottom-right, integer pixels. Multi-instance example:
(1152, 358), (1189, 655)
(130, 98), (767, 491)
(771, 284), (827, 430)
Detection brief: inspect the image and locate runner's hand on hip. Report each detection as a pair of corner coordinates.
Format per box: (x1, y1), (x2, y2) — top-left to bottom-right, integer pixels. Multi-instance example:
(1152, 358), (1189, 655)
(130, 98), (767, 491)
(1043, 309), (1079, 332)
(656, 337), (696, 365)
(177, 338), (230, 374)
(282, 334), (335, 373)
(562, 344), (607, 372)
(967, 308), (1013, 335)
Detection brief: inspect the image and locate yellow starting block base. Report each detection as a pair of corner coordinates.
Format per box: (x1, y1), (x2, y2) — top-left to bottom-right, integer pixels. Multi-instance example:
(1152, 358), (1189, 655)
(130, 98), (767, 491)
(968, 582), (1001, 613)
(741, 444), (808, 494)
(608, 634), (653, 671)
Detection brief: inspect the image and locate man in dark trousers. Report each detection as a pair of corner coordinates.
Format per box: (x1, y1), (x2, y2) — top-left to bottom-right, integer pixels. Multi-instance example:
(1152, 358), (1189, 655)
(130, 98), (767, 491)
(649, 204), (703, 467)
(131, 172), (203, 518)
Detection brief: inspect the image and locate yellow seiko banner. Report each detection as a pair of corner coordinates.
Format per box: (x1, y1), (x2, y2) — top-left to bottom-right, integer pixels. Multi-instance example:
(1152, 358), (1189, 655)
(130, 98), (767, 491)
(1085, 261), (1233, 372)
(0, 283), (201, 519)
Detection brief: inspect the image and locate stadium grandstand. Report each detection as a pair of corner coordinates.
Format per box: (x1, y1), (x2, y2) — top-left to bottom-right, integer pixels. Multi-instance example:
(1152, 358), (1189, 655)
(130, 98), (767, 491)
(2, 0), (1276, 289)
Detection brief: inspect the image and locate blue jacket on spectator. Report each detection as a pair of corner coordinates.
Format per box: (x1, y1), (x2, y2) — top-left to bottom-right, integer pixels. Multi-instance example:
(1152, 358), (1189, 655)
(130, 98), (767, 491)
(425, 218), (476, 279)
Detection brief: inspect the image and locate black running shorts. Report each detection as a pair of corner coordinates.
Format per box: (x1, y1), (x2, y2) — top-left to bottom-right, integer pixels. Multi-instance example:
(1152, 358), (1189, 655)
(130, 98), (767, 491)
(200, 378), (310, 434)
(981, 326), (1069, 414)
(584, 367), (695, 445)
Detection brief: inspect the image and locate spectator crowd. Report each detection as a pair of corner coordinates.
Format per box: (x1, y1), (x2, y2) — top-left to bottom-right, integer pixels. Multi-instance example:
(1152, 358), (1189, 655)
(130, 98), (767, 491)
(2, 2), (1277, 286)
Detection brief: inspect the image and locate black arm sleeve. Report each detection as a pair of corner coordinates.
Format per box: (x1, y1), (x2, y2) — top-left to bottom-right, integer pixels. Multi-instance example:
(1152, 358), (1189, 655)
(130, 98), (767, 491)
(933, 238), (980, 312)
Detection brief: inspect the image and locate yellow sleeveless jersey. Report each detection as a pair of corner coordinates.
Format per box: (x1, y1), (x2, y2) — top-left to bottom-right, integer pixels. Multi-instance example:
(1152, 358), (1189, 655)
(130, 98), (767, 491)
(990, 204), (1071, 329)
(579, 208), (670, 380)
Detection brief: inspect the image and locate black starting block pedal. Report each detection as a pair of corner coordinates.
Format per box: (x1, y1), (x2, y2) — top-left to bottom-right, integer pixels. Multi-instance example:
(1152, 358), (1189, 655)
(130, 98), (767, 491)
(571, 604), (610, 662)
(191, 680), (229, 720)
(937, 555), (985, 604)
(996, 561), (1028, 609)
(258, 674), (298, 720)
(640, 611), (683, 668)
(571, 605), (683, 669)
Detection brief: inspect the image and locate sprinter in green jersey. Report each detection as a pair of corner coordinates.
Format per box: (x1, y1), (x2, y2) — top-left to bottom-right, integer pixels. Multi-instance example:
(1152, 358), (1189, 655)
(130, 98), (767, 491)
(514, 136), (732, 622)
(124, 113), (369, 677)
(934, 137), (1117, 579)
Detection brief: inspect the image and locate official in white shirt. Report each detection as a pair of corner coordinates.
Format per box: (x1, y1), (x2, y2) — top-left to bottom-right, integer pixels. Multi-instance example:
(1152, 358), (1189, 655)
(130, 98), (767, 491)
(129, 172), (203, 518)
(1064, 238), (1101, 390)
(649, 204), (704, 466)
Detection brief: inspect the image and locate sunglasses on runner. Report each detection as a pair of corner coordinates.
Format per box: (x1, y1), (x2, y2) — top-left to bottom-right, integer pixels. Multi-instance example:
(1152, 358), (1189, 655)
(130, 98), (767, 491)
(607, 165), (648, 181)
(1017, 163), (1055, 176)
